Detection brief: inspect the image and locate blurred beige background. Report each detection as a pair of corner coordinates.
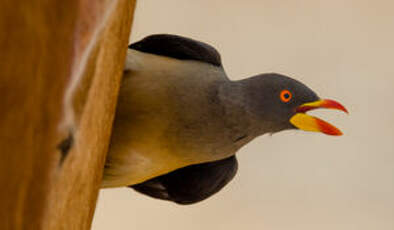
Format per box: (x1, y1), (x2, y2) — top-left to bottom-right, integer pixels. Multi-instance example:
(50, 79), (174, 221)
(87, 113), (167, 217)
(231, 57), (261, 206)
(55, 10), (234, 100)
(93, 0), (394, 229)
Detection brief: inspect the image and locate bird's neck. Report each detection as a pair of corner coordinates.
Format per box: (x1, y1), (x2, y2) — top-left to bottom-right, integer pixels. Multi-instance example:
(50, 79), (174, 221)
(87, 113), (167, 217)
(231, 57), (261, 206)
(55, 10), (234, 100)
(218, 80), (270, 142)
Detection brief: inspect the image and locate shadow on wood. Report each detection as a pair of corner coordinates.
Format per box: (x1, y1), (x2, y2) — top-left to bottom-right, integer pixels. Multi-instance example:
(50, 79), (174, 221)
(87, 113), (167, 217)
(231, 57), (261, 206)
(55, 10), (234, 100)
(0, 0), (136, 229)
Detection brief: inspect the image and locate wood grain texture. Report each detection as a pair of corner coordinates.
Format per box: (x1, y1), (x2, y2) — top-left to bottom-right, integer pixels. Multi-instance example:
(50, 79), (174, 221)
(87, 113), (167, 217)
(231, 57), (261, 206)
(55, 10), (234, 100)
(0, 0), (135, 229)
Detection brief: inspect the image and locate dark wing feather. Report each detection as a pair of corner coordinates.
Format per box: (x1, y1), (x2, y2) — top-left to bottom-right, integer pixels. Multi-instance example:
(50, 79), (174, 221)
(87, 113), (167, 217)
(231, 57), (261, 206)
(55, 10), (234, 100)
(131, 155), (238, 205)
(128, 34), (222, 67)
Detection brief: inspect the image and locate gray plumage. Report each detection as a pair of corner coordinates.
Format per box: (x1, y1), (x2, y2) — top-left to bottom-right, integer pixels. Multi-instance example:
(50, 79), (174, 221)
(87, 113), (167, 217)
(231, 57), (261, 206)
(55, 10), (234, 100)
(103, 34), (326, 204)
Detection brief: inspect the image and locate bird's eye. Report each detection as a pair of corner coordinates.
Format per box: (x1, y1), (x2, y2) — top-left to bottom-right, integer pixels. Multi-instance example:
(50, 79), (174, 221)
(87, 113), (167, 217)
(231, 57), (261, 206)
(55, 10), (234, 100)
(280, 90), (292, 103)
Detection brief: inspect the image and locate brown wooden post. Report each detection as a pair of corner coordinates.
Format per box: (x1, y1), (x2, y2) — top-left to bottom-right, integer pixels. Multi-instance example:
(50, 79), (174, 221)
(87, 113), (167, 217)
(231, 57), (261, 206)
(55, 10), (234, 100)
(0, 0), (136, 229)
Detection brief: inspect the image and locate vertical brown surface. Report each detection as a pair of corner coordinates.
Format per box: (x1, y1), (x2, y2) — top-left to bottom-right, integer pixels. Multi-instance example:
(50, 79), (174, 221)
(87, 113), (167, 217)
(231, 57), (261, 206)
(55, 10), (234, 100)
(0, 0), (135, 229)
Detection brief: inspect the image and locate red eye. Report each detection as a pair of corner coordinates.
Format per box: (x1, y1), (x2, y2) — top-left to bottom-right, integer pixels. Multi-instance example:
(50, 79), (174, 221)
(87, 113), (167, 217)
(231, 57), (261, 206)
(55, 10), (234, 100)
(280, 90), (292, 103)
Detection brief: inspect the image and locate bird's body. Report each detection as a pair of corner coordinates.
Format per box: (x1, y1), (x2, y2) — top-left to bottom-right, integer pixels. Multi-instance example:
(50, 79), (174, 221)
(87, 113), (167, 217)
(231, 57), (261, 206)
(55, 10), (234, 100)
(103, 48), (252, 187)
(103, 34), (347, 204)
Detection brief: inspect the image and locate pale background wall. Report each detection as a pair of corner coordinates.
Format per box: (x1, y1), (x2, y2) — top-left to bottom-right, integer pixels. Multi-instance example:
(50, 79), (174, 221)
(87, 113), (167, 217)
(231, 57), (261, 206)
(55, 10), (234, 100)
(93, 0), (394, 229)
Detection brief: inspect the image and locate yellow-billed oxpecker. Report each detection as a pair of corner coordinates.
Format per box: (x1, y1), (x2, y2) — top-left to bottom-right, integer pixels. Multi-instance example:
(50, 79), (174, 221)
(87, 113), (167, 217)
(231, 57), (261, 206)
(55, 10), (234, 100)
(103, 34), (348, 205)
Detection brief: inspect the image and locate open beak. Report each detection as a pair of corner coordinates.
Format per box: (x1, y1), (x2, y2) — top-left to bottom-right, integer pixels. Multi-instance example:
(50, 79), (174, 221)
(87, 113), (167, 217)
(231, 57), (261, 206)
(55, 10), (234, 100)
(289, 99), (348, 136)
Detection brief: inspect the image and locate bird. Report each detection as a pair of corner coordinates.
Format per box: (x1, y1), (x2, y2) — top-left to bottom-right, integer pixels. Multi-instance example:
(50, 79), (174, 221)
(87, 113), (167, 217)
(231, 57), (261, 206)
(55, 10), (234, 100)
(102, 34), (348, 205)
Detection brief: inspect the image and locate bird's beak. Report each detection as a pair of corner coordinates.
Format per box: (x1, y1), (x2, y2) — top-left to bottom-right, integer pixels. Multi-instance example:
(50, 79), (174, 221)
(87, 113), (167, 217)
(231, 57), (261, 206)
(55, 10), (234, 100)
(289, 99), (348, 136)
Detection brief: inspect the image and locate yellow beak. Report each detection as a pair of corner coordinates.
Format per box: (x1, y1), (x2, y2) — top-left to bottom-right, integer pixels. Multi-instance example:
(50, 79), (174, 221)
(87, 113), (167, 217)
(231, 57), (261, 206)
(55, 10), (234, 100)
(289, 99), (348, 136)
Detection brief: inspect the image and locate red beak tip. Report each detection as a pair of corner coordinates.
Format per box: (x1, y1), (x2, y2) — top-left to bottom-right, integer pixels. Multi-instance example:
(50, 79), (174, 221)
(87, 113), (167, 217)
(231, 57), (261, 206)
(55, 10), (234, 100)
(335, 131), (343, 136)
(324, 99), (348, 114)
(338, 106), (349, 114)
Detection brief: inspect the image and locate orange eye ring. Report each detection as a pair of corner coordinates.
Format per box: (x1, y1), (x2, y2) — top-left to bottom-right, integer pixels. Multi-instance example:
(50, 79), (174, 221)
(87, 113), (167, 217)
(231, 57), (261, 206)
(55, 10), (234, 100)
(280, 90), (292, 103)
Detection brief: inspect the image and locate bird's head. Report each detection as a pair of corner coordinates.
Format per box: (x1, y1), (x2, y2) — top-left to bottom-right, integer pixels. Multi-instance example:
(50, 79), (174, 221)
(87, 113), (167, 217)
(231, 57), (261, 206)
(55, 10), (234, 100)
(239, 73), (348, 136)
